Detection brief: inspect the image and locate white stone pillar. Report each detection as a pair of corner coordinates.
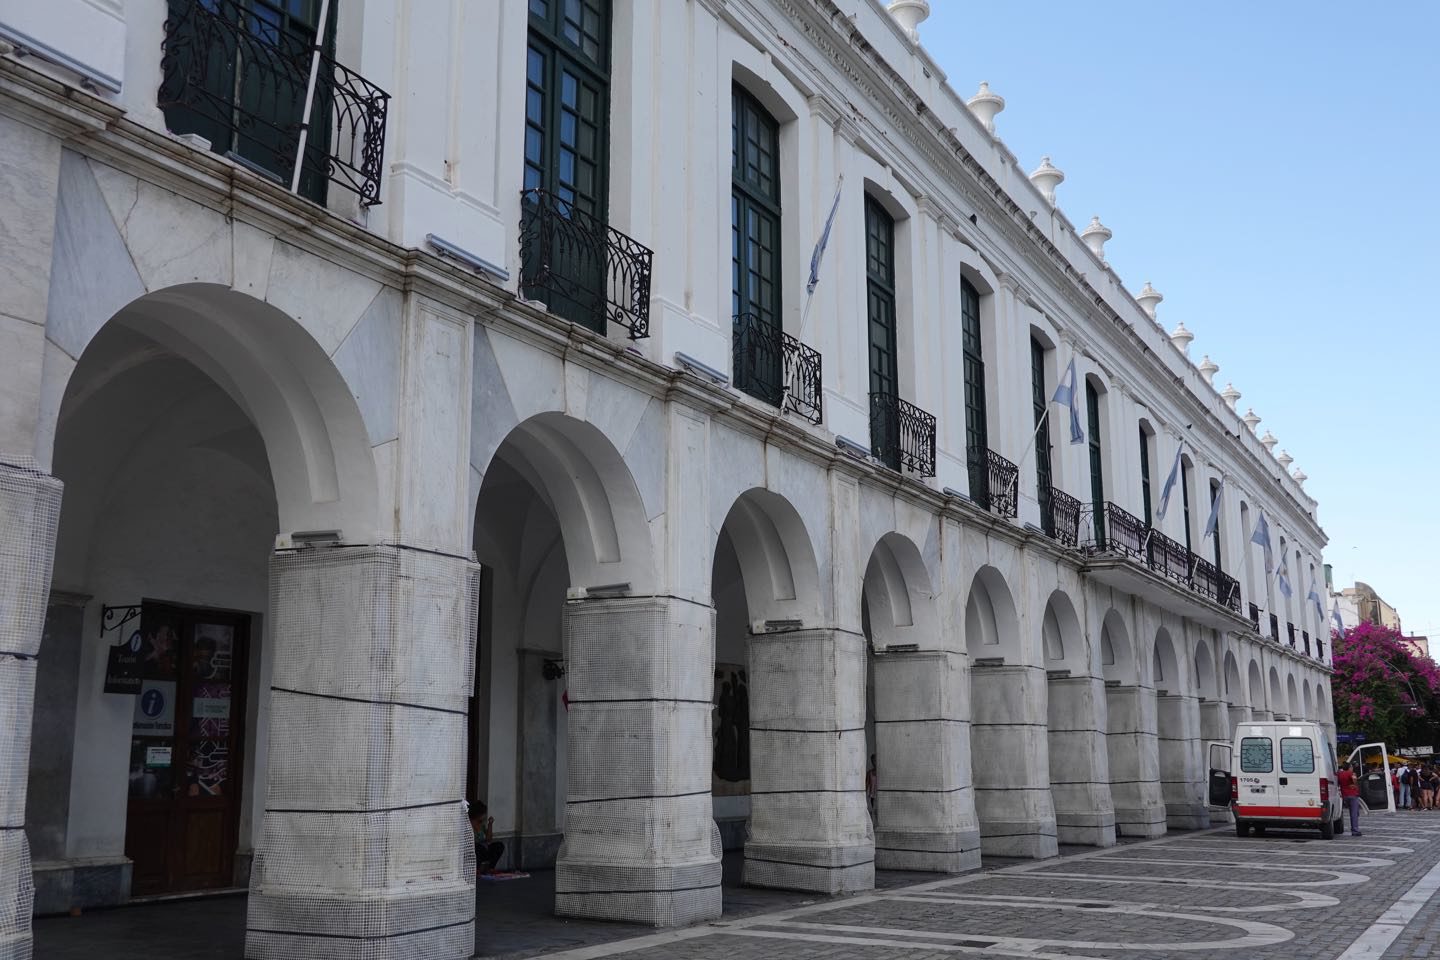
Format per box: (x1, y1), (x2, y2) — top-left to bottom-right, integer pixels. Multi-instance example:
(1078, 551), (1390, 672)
(871, 650), (979, 872)
(745, 628), (873, 893)
(971, 663), (1058, 858)
(1105, 683), (1166, 837)
(1228, 703), (1252, 736)
(246, 546), (479, 960)
(1047, 674), (1116, 846)
(556, 596), (721, 925)
(1157, 694), (1208, 830)
(0, 459), (63, 960)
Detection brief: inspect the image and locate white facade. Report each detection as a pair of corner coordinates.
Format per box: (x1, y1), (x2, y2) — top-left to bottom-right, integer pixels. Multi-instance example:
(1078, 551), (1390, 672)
(0, 1), (1332, 958)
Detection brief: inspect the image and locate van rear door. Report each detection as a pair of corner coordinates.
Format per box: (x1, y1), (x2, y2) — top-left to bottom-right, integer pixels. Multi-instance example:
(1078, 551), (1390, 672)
(1237, 733), (1277, 807)
(1277, 729), (1320, 813)
(1207, 741), (1233, 806)
(1350, 742), (1395, 812)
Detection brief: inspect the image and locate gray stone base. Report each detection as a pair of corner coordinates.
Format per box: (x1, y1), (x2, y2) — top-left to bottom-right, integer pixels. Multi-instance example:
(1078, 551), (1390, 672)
(515, 832), (564, 870)
(1164, 802), (1211, 831)
(743, 841), (874, 893)
(978, 821), (1059, 859)
(31, 858), (132, 914)
(1207, 804), (1234, 824)
(1055, 813), (1117, 848)
(1114, 807), (1168, 838)
(246, 883), (474, 960)
(0, 932), (31, 960)
(875, 829), (980, 873)
(555, 857), (722, 927)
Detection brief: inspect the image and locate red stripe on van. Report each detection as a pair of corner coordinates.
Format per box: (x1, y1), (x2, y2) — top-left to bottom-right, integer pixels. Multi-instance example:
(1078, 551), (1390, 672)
(1233, 804), (1322, 819)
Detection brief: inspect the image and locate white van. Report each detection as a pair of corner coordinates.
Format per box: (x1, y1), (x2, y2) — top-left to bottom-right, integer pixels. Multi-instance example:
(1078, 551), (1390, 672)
(1208, 721), (1343, 839)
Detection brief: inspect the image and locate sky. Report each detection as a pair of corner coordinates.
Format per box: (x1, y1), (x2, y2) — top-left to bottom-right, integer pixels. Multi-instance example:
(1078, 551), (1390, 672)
(921, 1), (1440, 637)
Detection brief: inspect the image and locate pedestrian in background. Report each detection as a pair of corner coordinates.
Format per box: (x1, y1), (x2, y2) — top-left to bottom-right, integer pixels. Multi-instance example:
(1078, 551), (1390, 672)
(1399, 764), (1412, 810)
(1338, 764), (1362, 836)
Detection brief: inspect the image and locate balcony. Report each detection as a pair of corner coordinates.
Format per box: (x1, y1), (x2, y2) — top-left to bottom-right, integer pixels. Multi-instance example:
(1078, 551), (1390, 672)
(159, 0), (390, 207)
(869, 394), (936, 477)
(1042, 487), (1083, 547)
(1317, 637), (1326, 661)
(1270, 613), (1281, 642)
(1303, 630), (1311, 656)
(519, 189), (654, 338)
(1287, 621), (1297, 649)
(967, 447), (1019, 518)
(1249, 602), (1261, 632)
(1080, 501), (1249, 629)
(731, 313), (823, 425)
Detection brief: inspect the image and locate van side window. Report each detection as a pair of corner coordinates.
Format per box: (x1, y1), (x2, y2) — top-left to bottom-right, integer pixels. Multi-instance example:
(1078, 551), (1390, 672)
(1240, 737), (1273, 773)
(1281, 738), (1315, 774)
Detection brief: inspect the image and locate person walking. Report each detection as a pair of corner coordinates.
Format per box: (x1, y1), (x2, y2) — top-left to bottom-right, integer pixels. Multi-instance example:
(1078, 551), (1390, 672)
(1338, 764), (1362, 836)
(1399, 764), (1412, 811)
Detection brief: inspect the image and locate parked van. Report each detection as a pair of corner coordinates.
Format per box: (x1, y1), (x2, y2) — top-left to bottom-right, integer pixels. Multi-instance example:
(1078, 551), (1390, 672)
(1208, 721), (1343, 839)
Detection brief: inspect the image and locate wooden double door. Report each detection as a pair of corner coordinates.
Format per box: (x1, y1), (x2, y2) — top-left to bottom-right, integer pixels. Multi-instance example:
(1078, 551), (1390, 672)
(124, 602), (249, 896)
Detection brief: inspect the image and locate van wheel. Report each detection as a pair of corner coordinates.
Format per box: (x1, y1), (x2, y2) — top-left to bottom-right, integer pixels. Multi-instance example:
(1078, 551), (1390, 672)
(1321, 818), (1335, 840)
(1235, 820), (1249, 837)
(1333, 818), (1343, 838)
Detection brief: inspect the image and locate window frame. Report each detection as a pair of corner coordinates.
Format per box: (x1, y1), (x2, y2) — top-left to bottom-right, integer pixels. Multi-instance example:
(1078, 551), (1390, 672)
(1280, 737), (1316, 774)
(1240, 736), (1275, 773)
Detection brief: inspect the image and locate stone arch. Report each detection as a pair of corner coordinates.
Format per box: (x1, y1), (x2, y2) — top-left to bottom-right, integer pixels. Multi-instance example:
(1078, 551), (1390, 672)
(1100, 608), (1134, 684)
(1193, 636), (1219, 700)
(1223, 651), (1242, 703)
(717, 488), (822, 625)
(863, 532), (937, 649)
(1269, 666), (1285, 716)
(476, 413), (657, 594)
(1042, 590), (1087, 675)
(965, 565), (1020, 661)
(1316, 684), (1330, 723)
(1151, 627), (1182, 694)
(48, 284), (380, 538)
(1303, 680), (1314, 721)
(1248, 659), (1265, 710)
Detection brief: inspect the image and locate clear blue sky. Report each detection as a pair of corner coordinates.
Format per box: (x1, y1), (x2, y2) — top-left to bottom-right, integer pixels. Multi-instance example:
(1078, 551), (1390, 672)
(923, 1), (1440, 637)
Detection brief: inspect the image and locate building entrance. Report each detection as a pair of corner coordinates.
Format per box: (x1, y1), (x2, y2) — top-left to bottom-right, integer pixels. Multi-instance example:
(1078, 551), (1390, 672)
(123, 602), (250, 896)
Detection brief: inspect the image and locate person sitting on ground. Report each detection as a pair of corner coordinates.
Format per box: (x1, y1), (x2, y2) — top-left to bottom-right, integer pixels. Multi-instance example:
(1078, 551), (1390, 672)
(469, 800), (506, 873)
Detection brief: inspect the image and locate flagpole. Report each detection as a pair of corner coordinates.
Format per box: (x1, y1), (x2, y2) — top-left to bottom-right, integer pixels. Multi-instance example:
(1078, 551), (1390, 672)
(1008, 408), (1052, 506)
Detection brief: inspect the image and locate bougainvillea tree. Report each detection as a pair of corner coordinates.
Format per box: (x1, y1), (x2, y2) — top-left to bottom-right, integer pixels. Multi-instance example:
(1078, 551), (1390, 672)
(1331, 622), (1440, 747)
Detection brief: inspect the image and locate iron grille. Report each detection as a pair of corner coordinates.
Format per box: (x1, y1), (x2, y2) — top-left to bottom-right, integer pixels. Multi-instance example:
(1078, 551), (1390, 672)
(1269, 613), (1280, 642)
(158, 0), (390, 206)
(1089, 501), (1148, 560)
(985, 449), (1019, 518)
(519, 189), (653, 338)
(1046, 488), (1082, 547)
(1191, 555), (1221, 600)
(731, 313), (822, 424)
(1249, 602), (1261, 631)
(870, 393), (936, 477)
(1303, 630), (1311, 656)
(1217, 571), (1241, 613)
(1287, 622), (1297, 648)
(1317, 637), (1325, 661)
(1146, 529), (1190, 584)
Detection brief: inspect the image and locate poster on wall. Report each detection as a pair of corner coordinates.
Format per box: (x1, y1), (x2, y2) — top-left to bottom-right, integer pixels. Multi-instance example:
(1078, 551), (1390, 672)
(103, 610), (144, 694)
(132, 680), (176, 736)
(712, 664), (751, 797)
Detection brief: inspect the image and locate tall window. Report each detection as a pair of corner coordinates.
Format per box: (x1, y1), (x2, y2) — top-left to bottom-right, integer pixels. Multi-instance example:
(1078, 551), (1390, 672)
(160, 0), (336, 203)
(524, 0), (611, 330)
(1138, 427), (1153, 527)
(1210, 480), (1223, 573)
(866, 196), (900, 469)
(1180, 458), (1193, 553)
(963, 279), (989, 503)
(1031, 338), (1052, 528)
(731, 87), (782, 404)
(1086, 381), (1104, 517)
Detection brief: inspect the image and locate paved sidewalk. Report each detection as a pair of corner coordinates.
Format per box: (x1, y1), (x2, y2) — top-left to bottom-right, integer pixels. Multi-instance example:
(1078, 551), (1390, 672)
(34, 813), (1440, 959)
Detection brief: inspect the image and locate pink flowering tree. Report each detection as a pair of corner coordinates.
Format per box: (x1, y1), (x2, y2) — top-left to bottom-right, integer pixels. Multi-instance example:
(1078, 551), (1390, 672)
(1332, 622), (1440, 747)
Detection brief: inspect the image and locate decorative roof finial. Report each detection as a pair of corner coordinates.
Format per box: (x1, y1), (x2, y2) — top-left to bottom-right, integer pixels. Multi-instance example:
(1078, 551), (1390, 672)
(886, 0), (930, 42)
(1242, 408), (1261, 432)
(967, 81), (1005, 134)
(1277, 449), (1294, 469)
(1136, 281), (1163, 320)
(1221, 382), (1240, 408)
(1260, 430), (1278, 452)
(1169, 321), (1194, 355)
(1081, 216), (1112, 260)
(1293, 468), (1307, 486)
(1198, 355), (1219, 384)
(1029, 156), (1064, 206)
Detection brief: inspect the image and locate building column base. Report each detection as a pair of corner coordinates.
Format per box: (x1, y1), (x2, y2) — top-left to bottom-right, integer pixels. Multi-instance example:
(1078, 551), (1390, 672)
(1055, 809), (1117, 847)
(874, 828), (981, 873)
(1114, 807), (1168, 838)
(556, 855), (723, 927)
(246, 881), (475, 960)
(977, 819), (1059, 859)
(1163, 802), (1212, 831)
(743, 840), (874, 893)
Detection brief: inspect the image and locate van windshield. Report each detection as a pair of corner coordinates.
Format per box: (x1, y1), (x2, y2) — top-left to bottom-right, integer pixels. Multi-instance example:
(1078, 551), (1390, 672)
(1281, 738), (1315, 774)
(1240, 737), (1273, 773)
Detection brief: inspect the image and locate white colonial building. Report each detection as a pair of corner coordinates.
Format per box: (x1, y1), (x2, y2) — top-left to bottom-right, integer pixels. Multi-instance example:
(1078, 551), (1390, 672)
(0, 0), (1332, 957)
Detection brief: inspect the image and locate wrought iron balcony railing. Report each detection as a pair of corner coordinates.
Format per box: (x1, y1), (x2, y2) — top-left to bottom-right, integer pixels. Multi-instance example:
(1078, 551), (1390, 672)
(1044, 488), (1083, 547)
(519, 189), (653, 339)
(1270, 613), (1281, 643)
(869, 393), (936, 477)
(1303, 630), (1311, 656)
(159, 0), (390, 206)
(1087, 501), (1148, 560)
(967, 447), (1018, 518)
(1317, 637), (1326, 661)
(1249, 602), (1262, 632)
(731, 313), (822, 424)
(1217, 570), (1241, 613)
(1287, 622), (1297, 649)
(1146, 529), (1191, 585)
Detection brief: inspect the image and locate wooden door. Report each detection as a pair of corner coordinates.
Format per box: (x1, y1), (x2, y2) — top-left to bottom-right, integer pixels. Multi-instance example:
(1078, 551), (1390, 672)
(125, 603), (249, 895)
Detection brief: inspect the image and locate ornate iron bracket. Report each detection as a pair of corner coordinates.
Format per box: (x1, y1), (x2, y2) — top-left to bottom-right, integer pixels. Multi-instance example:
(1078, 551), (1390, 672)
(100, 603), (142, 639)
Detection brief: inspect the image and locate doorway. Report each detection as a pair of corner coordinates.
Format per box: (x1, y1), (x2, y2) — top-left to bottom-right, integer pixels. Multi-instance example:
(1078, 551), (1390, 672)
(124, 601), (250, 896)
